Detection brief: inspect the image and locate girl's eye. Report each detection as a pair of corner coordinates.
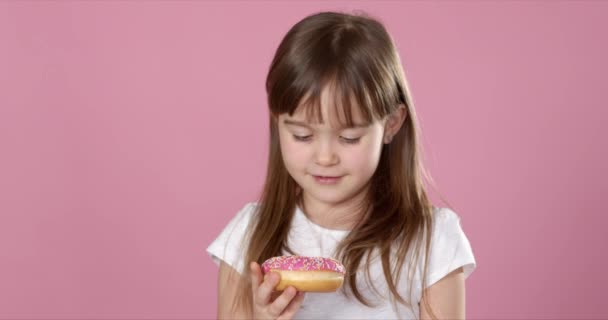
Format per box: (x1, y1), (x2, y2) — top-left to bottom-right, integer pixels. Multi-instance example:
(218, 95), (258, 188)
(293, 135), (312, 142)
(341, 137), (361, 144)
(292, 135), (361, 144)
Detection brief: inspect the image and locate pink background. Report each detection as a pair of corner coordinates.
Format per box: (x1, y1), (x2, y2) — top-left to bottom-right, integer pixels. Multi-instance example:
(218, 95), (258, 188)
(1, 1), (606, 319)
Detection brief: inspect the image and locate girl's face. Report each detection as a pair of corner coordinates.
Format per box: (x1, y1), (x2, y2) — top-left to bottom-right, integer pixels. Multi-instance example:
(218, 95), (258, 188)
(277, 87), (388, 209)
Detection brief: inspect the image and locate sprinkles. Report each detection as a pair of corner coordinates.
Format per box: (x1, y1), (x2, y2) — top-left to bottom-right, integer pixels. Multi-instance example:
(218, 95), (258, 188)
(261, 255), (346, 274)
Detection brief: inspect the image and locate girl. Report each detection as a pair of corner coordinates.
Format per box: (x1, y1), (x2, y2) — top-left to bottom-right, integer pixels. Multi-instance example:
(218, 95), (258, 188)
(207, 10), (476, 320)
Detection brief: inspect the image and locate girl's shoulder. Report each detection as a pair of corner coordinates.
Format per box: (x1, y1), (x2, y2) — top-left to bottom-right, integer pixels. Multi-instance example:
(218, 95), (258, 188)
(433, 206), (460, 228)
(430, 206), (465, 235)
(235, 201), (260, 217)
(226, 202), (260, 229)
(211, 202), (260, 244)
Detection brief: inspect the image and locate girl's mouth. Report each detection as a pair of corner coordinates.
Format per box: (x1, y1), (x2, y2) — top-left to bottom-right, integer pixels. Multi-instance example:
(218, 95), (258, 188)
(313, 175), (342, 184)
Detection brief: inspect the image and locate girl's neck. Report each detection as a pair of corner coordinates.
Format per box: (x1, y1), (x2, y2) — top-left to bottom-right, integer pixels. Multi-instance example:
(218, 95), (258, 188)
(299, 188), (369, 231)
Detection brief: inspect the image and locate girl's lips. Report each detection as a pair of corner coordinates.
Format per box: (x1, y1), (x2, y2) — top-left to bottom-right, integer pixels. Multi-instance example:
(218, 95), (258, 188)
(313, 175), (342, 184)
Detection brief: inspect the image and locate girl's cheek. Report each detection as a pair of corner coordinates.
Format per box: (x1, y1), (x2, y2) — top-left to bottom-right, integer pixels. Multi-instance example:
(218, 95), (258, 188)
(347, 150), (373, 170)
(283, 138), (303, 153)
(349, 141), (382, 169)
(280, 138), (308, 162)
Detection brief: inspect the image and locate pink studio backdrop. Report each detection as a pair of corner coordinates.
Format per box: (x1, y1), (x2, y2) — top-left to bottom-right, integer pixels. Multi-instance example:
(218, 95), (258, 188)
(1, 1), (606, 319)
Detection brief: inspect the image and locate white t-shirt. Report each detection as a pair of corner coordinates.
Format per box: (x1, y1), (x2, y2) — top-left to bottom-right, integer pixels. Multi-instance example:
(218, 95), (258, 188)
(206, 202), (476, 319)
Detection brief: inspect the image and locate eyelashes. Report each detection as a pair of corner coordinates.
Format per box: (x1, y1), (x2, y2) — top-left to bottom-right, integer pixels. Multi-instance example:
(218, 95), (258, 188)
(292, 135), (361, 144)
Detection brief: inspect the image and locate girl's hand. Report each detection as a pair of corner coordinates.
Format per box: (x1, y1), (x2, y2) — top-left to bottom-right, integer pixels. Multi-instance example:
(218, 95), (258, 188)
(249, 261), (306, 320)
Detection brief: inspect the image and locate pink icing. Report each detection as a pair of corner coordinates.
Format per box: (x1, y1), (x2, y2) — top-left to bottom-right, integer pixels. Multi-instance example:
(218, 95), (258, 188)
(261, 255), (345, 274)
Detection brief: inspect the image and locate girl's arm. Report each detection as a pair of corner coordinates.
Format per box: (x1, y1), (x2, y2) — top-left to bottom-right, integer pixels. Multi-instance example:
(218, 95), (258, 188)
(419, 267), (466, 320)
(217, 260), (252, 319)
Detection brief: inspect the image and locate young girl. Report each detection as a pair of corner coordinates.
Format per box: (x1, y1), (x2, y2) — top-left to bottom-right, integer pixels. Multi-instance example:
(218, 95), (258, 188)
(207, 10), (476, 319)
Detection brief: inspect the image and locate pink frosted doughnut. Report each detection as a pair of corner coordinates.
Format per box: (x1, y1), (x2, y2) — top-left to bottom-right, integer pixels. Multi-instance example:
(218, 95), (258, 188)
(261, 256), (345, 292)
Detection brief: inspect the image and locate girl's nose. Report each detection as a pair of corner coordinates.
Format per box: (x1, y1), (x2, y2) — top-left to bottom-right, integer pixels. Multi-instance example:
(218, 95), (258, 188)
(314, 141), (339, 166)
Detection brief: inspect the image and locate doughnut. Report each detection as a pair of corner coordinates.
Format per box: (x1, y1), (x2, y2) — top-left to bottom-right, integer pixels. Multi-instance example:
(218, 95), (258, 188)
(261, 255), (345, 292)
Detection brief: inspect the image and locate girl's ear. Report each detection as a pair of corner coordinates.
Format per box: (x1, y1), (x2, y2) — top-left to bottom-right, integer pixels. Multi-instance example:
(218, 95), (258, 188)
(384, 104), (407, 144)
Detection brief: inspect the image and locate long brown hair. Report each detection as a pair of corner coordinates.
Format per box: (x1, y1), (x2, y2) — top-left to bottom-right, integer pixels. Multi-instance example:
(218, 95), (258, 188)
(231, 10), (442, 319)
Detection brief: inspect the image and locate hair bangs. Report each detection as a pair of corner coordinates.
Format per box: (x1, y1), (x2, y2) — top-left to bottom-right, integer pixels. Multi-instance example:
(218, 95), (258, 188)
(279, 68), (397, 130)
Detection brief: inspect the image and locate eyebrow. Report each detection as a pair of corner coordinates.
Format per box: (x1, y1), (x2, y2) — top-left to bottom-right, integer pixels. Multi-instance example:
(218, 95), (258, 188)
(283, 119), (370, 129)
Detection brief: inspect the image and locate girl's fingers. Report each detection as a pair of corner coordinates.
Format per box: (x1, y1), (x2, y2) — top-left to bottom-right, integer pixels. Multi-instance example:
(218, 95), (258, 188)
(278, 291), (306, 320)
(268, 286), (298, 317)
(256, 271), (280, 306)
(269, 290), (282, 302)
(250, 263), (303, 319)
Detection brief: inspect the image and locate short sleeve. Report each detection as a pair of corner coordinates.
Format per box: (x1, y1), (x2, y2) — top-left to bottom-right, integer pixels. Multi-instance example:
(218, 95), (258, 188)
(206, 202), (257, 275)
(424, 207), (477, 288)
